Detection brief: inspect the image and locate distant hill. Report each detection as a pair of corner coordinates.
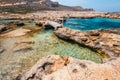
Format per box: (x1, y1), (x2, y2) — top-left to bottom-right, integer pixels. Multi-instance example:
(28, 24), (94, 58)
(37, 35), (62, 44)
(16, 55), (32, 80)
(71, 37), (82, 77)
(0, 0), (94, 13)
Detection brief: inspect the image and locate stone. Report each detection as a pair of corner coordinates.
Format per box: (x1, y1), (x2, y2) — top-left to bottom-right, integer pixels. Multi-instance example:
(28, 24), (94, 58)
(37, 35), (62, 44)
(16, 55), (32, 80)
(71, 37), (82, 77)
(35, 21), (45, 26)
(88, 31), (100, 36)
(44, 21), (63, 30)
(16, 22), (25, 27)
(0, 24), (9, 33)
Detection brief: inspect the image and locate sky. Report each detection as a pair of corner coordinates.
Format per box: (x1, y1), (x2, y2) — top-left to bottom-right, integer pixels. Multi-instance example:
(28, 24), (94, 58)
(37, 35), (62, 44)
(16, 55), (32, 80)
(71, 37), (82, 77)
(51, 0), (120, 12)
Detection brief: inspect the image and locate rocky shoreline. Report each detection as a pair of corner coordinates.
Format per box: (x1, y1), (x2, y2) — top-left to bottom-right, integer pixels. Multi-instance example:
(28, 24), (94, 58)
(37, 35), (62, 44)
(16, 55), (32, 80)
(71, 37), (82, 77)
(0, 11), (120, 80)
(0, 11), (120, 20)
(54, 28), (120, 61)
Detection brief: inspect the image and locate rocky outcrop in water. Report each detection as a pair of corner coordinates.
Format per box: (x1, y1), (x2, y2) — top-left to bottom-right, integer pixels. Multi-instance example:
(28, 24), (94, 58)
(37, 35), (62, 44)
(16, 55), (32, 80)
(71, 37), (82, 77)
(18, 55), (120, 80)
(54, 28), (120, 59)
(44, 21), (63, 30)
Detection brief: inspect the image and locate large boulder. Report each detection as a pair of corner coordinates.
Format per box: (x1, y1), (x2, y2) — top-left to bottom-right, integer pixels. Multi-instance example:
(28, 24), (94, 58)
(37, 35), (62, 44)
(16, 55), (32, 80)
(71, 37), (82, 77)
(44, 21), (63, 30)
(18, 55), (120, 80)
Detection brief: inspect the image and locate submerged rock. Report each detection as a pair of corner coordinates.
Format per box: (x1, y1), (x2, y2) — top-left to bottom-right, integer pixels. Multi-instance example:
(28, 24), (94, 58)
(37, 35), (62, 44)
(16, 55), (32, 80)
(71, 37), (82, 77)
(19, 55), (120, 80)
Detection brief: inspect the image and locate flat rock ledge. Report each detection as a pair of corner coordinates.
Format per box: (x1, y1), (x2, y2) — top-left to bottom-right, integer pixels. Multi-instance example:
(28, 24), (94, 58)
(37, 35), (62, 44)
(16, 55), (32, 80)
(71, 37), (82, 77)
(0, 28), (31, 37)
(54, 28), (120, 59)
(18, 55), (120, 80)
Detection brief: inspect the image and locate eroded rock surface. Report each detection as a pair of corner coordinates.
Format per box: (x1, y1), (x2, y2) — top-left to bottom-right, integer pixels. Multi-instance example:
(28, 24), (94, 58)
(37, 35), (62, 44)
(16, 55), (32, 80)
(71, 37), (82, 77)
(54, 28), (120, 58)
(0, 28), (31, 37)
(19, 55), (120, 80)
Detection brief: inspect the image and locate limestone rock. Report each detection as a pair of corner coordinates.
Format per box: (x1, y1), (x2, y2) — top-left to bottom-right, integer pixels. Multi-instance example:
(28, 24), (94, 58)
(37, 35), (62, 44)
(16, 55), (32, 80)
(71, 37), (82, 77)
(54, 28), (120, 58)
(44, 21), (63, 30)
(0, 28), (31, 37)
(19, 55), (120, 80)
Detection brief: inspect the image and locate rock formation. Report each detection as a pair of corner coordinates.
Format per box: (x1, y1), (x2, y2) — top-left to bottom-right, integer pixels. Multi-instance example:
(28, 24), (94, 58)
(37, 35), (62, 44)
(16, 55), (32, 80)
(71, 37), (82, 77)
(44, 21), (63, 30)
(0, 24), (9, 33)
(54, 28), (120, 60)
(18, 55), (120, 80)
(0, 28), (31, 37)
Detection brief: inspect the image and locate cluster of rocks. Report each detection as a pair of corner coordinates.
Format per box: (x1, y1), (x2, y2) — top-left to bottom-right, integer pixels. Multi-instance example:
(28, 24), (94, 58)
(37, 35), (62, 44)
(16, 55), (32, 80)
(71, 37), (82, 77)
(54, 28), (120, 59)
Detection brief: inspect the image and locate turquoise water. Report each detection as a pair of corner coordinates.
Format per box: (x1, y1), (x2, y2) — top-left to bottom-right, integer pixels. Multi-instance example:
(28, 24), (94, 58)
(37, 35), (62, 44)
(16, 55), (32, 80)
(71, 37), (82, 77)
(63, 18), (120, 31)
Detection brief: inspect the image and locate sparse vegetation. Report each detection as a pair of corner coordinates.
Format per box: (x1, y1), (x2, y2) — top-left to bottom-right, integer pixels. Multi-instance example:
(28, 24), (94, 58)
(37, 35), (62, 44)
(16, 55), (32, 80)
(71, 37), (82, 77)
(0, 4), (50, 13)
(0, 0), (93, 13)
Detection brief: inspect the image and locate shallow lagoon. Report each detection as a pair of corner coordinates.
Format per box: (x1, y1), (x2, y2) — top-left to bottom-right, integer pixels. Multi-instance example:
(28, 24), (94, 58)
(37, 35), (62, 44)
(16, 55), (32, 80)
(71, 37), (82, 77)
(63, 17), (120, 31)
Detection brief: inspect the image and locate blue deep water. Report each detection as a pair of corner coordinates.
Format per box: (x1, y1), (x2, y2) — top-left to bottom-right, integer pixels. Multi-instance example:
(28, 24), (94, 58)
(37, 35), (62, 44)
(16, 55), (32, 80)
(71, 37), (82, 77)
(63, 17), (120, 31)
